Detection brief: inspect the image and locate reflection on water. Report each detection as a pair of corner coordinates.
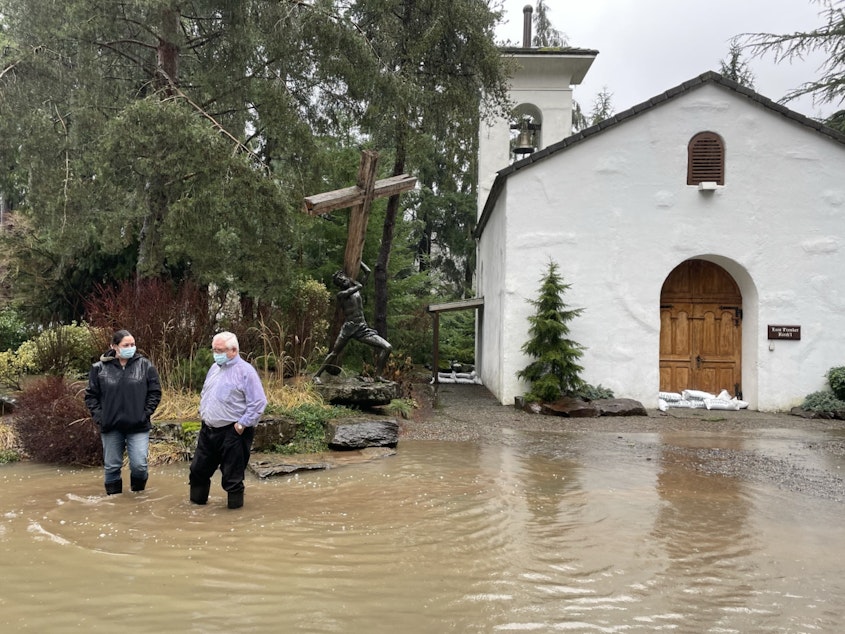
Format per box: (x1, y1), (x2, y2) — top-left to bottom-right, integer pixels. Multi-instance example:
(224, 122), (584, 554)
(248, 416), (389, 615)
(1, 430), (843, 632)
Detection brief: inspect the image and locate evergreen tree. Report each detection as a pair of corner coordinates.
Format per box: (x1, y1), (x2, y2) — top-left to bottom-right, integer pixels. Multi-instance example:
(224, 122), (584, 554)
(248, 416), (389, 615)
(825, 109), (845, 132)
(0, 0), (303, 319)
(719, 38), (756, 88)
(517, 260), (585, 403)
(742, 0), (845, 106)
(571, 100), (588, 133)
(343, 0), (511, 338)
(589, 87), (615, 125)
(532, 0), (568, 48)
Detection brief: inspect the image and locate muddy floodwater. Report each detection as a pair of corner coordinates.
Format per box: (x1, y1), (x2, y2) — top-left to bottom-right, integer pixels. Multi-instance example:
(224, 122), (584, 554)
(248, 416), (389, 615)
(2, 421), (844, 633)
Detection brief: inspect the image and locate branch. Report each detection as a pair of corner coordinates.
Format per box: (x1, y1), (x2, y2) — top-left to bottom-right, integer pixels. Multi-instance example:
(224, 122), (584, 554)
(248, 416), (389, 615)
(159, 75), (268, 172)
(53, 104), (71, 233)
(0, 60), (20, 81)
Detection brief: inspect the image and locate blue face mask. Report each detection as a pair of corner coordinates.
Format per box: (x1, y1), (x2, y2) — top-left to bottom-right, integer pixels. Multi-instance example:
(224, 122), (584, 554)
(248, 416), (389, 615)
(118, 346), (136, 359)
(213, 352), (229, 365)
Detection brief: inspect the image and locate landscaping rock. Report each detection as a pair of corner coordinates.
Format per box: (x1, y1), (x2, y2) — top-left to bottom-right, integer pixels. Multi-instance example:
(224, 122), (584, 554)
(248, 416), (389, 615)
(328, 417), (399, 449)
(314, 376), (401, 407)
(541, 397), (600, 417)
(0, 395), (17, 415)
(252, 416), (297, 452)
(593, 398), (648, 417)
(249, 446), (396, 479)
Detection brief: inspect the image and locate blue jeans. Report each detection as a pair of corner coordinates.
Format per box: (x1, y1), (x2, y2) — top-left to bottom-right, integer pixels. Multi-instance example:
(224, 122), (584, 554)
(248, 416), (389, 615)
(101, 430), (149, 484)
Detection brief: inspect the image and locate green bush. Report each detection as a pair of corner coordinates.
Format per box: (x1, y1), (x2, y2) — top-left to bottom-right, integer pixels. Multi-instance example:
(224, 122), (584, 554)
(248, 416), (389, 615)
(826, 366), (845, 400)
(0, 306), (33, 352)
(386, 398), (416, 419)
(174, 421), (201, 460)
(181, 421), (202, 434)
(576, 383), (615, 400)
(0, 349), (35, 390)
(0, 449), (21, 464)
(17, 322), (99, 377)
(439, 310), (475, 366)
(268, 402), (353, 454)
(801, 390), (845, 415)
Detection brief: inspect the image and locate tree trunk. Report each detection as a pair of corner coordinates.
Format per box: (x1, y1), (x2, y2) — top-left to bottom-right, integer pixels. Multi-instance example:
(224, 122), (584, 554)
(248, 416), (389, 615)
(137, 5), (181, 278)
(374, 186), (401, 338)
(156, 6), (181, 95)
(136, 176), (167, 279)
(416, 190), (432, 272)
(374, 115), (408, 338)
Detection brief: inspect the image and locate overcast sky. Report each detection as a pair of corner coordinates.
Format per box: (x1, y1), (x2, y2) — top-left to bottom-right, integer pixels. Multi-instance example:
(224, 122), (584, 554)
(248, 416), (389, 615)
(497, 0), (835, 120)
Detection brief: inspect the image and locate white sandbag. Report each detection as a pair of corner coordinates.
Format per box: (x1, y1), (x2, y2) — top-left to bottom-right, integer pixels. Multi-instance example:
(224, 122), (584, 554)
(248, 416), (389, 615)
(732, 398), (749, 409)
(658, 391), (683, 402)
(717, 389), (732, 400)
(658, 398), (669, 412)
(432, 370), (482, 385)
(704, 398), (740, 411)
(682, 389), (716, 401)
(667, 399), (705, 409)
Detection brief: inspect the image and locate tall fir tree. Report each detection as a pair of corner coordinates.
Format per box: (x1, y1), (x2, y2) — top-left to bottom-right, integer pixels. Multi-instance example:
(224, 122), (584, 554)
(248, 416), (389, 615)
(341, 0), (511, 338)
(517, 260), (585, 402)
(588, 87), (615, 126)
(742, 0), (845, 107)
(719, 38), (756, 88)
(532, 0), (568, 47)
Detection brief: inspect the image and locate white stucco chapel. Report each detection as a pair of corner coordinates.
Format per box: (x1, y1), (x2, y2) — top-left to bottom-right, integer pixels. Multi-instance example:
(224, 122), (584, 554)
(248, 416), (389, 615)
(470, 28), (845, 412)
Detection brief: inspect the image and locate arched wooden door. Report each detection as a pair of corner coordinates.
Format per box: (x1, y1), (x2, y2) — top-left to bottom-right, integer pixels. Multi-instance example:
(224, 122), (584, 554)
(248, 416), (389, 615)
(659, 260), (742, 397)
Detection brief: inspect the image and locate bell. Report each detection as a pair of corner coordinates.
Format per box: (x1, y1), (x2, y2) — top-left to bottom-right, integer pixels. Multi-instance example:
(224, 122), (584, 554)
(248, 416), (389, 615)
(513, 128), (535, 156)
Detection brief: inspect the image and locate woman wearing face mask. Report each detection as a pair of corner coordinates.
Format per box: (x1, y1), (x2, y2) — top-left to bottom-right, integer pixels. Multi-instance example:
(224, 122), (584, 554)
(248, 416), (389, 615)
(85, 330), (162, 495)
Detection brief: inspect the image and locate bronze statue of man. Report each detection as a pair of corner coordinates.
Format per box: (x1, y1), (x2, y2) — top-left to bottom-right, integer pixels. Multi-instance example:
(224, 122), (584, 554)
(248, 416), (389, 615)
(313, 263), (392, 382)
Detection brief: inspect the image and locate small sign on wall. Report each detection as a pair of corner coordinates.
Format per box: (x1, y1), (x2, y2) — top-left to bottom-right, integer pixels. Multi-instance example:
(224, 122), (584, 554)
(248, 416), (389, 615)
(768, 325), (801, 340)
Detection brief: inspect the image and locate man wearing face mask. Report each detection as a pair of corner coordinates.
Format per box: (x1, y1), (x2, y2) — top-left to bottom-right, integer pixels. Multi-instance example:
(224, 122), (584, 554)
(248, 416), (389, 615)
(190, 331), (267, 509)
(85, 329), (162, 495)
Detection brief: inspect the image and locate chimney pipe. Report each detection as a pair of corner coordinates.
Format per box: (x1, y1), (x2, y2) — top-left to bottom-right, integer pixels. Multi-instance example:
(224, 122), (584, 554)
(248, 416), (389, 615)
(522, 5), (533, 48)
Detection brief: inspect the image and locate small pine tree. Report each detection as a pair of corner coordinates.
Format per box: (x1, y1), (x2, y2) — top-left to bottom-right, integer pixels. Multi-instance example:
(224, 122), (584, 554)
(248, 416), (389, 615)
(719, 38), (755, 89)
(517, 260), (585, 402)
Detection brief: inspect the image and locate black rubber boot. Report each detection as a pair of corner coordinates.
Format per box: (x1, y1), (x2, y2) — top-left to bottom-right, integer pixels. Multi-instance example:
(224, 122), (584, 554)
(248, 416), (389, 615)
(130, 477), (147, 492)
(190, 482), (210, 505)
(227, 490), (244, 509)
(104, 479), (123, 495)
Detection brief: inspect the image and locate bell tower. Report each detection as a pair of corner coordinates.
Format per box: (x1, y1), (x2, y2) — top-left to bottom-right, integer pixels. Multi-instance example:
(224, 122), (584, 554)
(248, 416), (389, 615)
(477, 5), (597, 216)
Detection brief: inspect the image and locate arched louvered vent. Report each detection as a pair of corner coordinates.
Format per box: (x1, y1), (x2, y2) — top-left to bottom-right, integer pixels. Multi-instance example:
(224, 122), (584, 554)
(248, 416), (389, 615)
(687, 132), (725, 185)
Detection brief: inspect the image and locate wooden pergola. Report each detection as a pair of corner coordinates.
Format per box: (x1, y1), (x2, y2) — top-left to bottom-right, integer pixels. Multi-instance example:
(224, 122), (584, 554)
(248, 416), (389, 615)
(426, 297), (484, 392)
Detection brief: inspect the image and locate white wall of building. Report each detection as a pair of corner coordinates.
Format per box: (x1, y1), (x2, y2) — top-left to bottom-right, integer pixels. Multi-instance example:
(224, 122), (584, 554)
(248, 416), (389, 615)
(478, 82), (845, 411)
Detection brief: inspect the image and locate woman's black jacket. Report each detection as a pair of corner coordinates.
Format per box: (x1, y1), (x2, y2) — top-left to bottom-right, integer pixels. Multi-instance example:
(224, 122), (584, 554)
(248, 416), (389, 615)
(84, 351), (162, 434)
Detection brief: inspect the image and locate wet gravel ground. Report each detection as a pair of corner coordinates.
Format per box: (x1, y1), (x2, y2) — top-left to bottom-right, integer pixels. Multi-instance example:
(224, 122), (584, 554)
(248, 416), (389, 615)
(402, 383), (845, 503)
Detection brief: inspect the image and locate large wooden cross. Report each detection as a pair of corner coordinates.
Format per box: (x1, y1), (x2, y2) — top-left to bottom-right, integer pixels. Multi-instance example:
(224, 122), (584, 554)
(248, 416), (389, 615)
(303, 149), (417, 281)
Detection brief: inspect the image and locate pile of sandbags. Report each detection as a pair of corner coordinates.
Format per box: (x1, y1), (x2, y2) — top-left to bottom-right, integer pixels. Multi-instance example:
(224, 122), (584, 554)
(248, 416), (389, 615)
(432, 370), (482, 385)
(658, 389), (748, 411)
